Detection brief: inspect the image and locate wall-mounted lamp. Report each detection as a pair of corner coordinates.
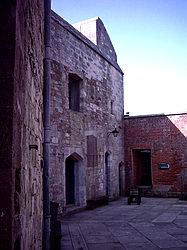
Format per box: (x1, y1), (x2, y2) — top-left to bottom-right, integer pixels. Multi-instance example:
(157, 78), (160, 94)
(107, 127), (119, 138)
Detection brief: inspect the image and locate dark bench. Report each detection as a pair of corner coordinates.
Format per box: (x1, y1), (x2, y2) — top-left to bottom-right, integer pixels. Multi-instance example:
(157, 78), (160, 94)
(128, 187), (141, 205)
(86, 196), (109, 210)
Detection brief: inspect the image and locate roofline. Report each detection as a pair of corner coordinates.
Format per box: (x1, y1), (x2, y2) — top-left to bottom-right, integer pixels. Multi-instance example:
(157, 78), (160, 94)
(51, 10), (124, 75)
(124, 112), (187, 119)
(73, 16), (100, 25)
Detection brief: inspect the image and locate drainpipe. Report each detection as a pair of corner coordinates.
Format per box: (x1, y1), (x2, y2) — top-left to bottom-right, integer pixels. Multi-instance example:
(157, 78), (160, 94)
(43, 0), (51, 249)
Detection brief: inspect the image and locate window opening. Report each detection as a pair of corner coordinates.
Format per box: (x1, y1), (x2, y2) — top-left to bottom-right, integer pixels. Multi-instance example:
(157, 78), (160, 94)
(110, 100), (114, 114)
(69, 73), (81, 111)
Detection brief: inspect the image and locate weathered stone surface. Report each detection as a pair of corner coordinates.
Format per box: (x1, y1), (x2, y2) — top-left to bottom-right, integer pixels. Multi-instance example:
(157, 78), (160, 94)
(0, 1), (43, 249)
(50, 11), (124, 211)
(60, 197), (187, 250)
(73, 17), (117, 65)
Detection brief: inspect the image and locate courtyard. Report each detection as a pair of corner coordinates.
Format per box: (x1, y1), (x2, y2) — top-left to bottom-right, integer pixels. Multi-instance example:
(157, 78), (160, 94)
(60, 197), (187, 250)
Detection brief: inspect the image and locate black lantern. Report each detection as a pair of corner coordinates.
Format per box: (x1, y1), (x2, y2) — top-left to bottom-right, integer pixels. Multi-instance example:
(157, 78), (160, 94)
(108, 127), (119, 137)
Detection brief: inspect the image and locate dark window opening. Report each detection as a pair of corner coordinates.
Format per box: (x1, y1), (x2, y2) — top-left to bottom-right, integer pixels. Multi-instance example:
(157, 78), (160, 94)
(69, 73), (81, 111)
(110, 100), (114, 114)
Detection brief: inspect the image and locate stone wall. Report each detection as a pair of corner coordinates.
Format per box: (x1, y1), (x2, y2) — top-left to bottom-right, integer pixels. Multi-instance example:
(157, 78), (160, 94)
(0, 2), (15, 248)
(50, 11), (124, 210)
(0, 1), (43, 249)
(73, 17), (117, 65)
(124, 113), (187, 197)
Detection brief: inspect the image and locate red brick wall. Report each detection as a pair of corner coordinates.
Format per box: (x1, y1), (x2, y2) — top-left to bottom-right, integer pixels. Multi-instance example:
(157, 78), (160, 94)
(124, 113), (187, 196)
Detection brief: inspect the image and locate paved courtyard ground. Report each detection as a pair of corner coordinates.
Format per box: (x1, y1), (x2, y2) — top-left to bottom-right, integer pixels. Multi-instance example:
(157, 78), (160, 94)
(60, 197), (187, 249)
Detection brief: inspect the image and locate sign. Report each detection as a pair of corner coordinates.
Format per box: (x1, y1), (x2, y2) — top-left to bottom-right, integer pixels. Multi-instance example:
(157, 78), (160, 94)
(159, 163), (170, 169)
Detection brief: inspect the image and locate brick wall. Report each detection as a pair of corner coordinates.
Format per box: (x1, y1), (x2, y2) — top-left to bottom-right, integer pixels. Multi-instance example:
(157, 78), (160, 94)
(124, 113), (187, 196)
(0, 1), (43, 249)
(50, 11), (124, 210)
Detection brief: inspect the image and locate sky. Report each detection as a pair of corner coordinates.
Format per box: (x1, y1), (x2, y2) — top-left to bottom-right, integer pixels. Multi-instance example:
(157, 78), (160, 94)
(52, 0), (187, 115)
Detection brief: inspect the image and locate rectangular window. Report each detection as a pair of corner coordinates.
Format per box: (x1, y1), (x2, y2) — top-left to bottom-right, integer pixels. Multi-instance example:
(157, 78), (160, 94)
(69, 73), (81, 111)
(110, 100), (114, 114)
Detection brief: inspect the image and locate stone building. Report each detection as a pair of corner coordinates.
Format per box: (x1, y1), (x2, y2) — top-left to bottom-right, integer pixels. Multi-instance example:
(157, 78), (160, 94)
(50, 11), (125, 211)
(0, 1), (43, 249)
(1, 1), (187, 248)
(124, 113), (187, 197)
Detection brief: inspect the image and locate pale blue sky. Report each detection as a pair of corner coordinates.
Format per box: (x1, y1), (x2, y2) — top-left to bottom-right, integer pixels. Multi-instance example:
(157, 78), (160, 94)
(52, 0), (187, 115)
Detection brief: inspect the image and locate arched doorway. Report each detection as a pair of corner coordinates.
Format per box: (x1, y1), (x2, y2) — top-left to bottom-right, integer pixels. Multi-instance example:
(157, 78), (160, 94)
(65, 156), (76, 205)
(119, 161), (124, 196)
(65, 153), (85, 206)
(105, 152), (111, 198)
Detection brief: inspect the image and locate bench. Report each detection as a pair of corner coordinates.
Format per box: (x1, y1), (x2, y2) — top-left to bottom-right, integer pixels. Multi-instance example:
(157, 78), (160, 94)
(128, 187), (141, 205)
(86, 196), (109, 210)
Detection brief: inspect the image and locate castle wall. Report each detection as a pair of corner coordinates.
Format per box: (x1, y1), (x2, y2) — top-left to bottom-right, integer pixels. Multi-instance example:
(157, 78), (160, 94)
(0, 1), (43, 249)
(50, 12), (124, 210)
